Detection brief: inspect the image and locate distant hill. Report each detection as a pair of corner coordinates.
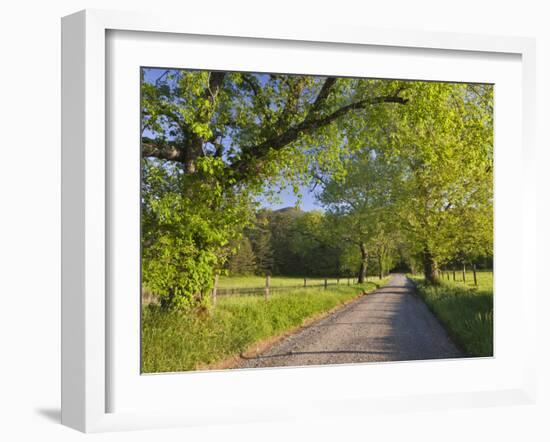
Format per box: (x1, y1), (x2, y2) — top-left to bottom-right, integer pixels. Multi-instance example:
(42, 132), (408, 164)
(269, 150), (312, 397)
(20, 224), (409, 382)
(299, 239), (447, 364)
(273, 206), (303, 214)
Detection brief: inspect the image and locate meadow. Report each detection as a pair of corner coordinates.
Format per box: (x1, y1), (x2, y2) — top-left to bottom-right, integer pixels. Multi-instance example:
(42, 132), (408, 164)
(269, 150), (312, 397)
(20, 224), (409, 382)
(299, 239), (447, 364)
(217, 275), (383, 289)
(409, 271), (493, 357)
(141, 279), (388, 373)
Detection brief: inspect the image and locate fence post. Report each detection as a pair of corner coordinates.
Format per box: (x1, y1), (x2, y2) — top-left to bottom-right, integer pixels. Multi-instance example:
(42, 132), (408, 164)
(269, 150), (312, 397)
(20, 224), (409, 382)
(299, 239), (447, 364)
(337, 278), (340, 285)
(347, 278), (350, 286)
(462, 264), (466, 283)
(447, 272), (450, 280)
(453, 270), (456, 281)
(212, 274), (219, 307)
(265, 275), (270, 300)
(324, 278), (328, 290)
(473, 264), (477, 286)
(304, 278), (307, 287)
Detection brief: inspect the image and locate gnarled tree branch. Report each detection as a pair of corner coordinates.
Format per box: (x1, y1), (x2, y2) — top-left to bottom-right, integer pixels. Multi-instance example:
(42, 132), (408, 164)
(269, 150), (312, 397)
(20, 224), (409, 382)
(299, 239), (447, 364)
(306, 77), (337, 120)
(142, 138), (186, 163)
(231, 93), (408, 177)
(142, 74), (408, 181)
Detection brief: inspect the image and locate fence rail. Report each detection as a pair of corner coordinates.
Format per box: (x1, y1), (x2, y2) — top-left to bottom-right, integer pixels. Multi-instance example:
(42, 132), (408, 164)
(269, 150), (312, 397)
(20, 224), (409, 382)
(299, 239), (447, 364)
(436, 267), (492, 286)
(216, 280), (353, 297)
(142, 276), (376, 306)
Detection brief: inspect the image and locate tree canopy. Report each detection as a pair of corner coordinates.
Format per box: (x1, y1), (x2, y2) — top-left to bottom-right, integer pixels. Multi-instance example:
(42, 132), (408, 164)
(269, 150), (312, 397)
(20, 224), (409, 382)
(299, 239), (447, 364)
(319, 81), (493, 282)
(141, 68), (493, 308)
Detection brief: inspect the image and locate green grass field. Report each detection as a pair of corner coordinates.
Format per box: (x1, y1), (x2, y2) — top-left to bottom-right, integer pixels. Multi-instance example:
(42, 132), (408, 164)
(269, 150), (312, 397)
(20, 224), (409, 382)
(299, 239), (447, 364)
(409, 271), (493, 357)
(141, 278), (388, 373)
(217, 275), (380, 289)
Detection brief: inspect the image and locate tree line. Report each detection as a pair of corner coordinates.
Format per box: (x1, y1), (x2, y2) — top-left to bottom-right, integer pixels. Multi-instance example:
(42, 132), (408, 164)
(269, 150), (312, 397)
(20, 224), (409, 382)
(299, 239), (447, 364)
(226, 207), (398, 279)
(141, 69), (493, 309)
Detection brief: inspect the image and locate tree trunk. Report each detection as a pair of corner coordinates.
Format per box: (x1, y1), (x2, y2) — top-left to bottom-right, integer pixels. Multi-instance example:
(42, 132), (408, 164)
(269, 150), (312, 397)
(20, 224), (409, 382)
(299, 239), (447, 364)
(377, 253), (383, 280)
(182, 73), (226, 174)
(159, 294), (173, 310)
(160, 291), (181, 310)
(422, 249), (438, 284)
(184, 136), (203, 174)
(357, 243), (368, 283)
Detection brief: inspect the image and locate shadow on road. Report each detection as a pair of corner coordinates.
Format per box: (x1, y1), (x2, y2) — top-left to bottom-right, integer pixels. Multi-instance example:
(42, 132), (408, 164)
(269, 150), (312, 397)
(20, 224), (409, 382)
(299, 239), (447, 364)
(241, 349), (392, 360)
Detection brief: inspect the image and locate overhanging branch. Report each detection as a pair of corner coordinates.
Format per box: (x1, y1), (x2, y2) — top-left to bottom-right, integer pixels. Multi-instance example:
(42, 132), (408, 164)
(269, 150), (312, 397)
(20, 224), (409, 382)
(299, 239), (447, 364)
(232, 93), (408, 177)
(142, 138), (186, 162)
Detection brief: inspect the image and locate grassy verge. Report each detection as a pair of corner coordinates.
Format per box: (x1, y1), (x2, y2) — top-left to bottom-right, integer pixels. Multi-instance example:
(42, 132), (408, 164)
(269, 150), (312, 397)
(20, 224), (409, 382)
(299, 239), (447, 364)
(409, 271), (493, 357)
(142, 279), (388, 373)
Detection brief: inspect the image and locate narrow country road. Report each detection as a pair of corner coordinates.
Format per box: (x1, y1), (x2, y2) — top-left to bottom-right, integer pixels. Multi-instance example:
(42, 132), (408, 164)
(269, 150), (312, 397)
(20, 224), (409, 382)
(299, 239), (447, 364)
(237, 274), (464, 369)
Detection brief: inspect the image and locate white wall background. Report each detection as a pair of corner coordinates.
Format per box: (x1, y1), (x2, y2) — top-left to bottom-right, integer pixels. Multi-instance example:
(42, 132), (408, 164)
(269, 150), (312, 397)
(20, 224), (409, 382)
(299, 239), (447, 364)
(0, 1), (548, 441)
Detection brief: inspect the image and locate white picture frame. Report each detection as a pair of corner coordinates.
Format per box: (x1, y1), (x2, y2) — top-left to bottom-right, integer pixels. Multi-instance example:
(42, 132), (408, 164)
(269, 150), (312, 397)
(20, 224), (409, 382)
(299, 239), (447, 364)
(61, 9), (537, 433)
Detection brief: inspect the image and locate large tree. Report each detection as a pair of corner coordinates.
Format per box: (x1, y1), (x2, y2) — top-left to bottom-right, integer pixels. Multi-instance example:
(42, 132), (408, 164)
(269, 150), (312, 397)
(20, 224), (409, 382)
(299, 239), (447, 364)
(317, 82), (493, 284)
(141, 71), (408, 183)
(227, 236), (256, 275)
(387, 82), (493, 282)
(320, 147), (401, 282)
(141, 70), (408, 307)
(247, 211), (275, 275)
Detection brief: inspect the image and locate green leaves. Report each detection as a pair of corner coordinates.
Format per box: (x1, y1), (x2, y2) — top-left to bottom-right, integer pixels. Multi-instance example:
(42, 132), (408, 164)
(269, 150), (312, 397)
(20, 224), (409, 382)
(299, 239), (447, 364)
(319, 82), (493, 279)
(390, 83), (493, 268)
(141, 158), (255, 310)
(141, 67), (493, 305)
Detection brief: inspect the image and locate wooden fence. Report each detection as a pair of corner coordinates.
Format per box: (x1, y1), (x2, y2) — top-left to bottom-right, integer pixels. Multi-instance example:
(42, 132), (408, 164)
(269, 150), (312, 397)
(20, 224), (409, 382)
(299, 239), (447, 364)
(211, 275), (362, 304)
(437, 265), (491, 286)
(142, 276), (369, 306)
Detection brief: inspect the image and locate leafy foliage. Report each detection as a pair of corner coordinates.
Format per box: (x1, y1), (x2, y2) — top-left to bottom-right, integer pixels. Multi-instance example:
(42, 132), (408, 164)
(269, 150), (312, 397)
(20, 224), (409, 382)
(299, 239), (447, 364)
(319, 82), (493, 282)
(227, 236), (256, 275)
(141, 157), (254, 309)
(141, 68), (493, 308)
(248, 214), (275, 274)
(395, 84), (492, 271)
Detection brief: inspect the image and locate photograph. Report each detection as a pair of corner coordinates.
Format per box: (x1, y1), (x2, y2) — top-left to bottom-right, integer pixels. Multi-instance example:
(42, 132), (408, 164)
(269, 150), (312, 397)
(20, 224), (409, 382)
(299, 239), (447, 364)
(139, 68), (494, 374)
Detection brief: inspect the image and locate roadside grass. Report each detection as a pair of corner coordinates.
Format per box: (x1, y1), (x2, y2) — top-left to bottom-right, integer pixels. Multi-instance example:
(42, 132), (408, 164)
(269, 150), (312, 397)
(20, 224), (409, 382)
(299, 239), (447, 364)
(142, 279), (389, 373)
(409, 271), (493, 357)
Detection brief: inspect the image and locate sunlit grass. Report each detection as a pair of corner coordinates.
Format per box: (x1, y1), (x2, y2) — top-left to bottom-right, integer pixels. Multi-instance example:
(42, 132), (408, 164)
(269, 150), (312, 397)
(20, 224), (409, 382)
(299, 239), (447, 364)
(409, 271), (493, 357)
(217, 275), (380, 289)
(141, 279), (388, 373)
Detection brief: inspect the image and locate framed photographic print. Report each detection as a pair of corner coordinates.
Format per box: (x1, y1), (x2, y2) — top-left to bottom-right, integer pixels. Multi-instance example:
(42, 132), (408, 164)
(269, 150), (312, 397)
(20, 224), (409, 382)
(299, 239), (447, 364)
(61, 9), (537, 432)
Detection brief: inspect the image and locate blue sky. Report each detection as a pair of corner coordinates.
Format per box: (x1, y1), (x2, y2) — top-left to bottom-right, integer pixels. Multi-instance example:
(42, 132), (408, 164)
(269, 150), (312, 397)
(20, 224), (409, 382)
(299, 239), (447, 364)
(256, 184), (324, 212)
(143, 67), (169, 83)
(142, 67), (325, 212)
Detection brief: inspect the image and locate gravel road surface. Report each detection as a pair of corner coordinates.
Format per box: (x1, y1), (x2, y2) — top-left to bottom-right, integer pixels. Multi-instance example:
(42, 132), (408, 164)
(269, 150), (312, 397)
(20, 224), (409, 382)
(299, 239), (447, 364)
(237, 274), (464, 368)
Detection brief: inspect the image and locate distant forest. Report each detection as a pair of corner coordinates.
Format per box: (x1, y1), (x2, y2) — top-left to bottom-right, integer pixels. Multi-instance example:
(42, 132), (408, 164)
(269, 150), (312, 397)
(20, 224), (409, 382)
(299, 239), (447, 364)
(227, 207), (404, 278)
